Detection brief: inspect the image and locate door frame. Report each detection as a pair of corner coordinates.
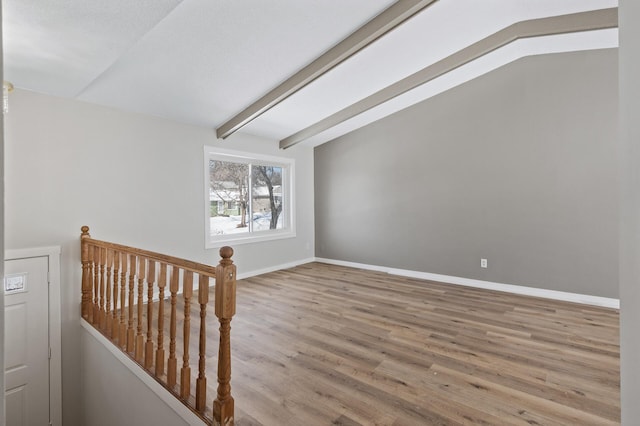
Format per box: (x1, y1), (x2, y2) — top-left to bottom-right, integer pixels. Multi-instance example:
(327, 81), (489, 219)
(5, 246), (62, 426)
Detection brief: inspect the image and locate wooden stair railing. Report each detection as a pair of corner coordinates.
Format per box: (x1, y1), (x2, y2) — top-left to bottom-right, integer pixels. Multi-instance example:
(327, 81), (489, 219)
(80, 226), (236, 426)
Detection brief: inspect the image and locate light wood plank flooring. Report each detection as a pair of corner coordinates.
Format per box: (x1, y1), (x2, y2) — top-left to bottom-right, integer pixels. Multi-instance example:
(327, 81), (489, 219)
(209, 262), (620, 426)
(149, 262), (618, 425)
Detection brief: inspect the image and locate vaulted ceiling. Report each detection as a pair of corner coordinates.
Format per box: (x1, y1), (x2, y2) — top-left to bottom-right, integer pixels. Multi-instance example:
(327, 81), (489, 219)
(3, 0), (618, 148)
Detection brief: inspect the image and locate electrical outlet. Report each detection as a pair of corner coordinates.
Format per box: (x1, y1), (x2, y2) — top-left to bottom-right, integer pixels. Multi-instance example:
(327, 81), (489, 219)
(481, 258), (488, 268)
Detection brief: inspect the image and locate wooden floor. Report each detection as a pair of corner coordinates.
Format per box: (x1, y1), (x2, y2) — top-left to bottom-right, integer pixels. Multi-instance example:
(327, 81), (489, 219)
(206, 262), (620, 426)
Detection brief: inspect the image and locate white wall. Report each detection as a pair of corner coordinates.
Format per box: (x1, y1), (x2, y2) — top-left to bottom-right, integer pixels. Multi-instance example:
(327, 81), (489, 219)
(4, 89), (314, 425)
(81, 326), (198, 426)
(0, 7), (5, 423)
(619, 1), (640, 423)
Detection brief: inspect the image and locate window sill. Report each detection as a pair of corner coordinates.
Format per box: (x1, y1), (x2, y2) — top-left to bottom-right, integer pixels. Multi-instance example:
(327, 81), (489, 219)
(206, 229), (296, 248)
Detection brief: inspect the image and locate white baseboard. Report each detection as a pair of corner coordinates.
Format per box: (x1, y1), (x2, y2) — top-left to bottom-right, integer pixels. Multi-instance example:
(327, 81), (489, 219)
(314, 257), (620, 309)
(237, 257), (316, 280)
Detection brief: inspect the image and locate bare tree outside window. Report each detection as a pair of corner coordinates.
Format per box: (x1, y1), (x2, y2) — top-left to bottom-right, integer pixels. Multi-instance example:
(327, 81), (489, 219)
(209, 160), (249, 229)
(207, 153), (290, 241)
(252, 165), (283, 230)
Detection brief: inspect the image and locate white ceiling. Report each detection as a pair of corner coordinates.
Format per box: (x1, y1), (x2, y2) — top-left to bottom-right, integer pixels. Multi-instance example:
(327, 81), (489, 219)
(3, 0), (618, 148)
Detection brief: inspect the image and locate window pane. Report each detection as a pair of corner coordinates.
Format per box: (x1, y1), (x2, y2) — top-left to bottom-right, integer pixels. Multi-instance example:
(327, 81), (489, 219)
(209, 160), (250, 236)
(205, 147), (294, 247)
(251, 165), (284, 230)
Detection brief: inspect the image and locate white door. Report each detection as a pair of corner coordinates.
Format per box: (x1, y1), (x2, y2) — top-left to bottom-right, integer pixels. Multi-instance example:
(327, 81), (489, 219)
(4, 256), (50, 426)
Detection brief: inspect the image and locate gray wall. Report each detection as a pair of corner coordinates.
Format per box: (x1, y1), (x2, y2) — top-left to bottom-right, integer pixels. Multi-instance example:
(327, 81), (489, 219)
(619, 0), (640, 422)
(315, 49), (618, 298)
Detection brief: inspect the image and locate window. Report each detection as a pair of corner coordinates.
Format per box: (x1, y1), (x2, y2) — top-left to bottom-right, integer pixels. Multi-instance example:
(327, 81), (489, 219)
(204, 147), (295, 247)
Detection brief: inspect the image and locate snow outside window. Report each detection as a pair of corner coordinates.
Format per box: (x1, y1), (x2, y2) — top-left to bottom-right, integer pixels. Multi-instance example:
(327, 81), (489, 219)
(204, 147), (295, 247)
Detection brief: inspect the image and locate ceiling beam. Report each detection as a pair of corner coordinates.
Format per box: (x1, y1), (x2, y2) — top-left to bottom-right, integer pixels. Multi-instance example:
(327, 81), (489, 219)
(279, 7), (618, 149)
(215, 0), (439, 140)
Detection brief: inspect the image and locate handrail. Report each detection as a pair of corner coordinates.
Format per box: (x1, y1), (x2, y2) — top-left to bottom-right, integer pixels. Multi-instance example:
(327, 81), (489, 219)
(80, 226), (236, 425)
(81, 235), (218, 276)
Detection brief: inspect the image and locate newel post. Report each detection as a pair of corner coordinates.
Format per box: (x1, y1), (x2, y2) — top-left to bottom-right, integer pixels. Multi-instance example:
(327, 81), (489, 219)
(80, 226), (92, 321)
(213, 246), (236, 426)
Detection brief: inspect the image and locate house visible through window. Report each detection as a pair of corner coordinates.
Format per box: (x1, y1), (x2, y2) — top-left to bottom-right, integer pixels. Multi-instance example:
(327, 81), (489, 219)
(204, 147), (295, 247)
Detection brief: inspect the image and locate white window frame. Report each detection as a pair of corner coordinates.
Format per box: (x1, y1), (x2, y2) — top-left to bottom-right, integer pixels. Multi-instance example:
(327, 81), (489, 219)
(204, 146), (296, 248)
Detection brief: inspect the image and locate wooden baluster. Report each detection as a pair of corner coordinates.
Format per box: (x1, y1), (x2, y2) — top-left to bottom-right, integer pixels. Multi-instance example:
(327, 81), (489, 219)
(99, 247), (107, 329)
(104, 249), (113, 332)
(180, 271), (194, 400)
(167, 267), (179, 388)
(127, 254), (136, 353)
(80, 226), (93, 321)
(79, 230), (237, 420)
(111, 251), (120, 341)
(136, 257), (147, 362)
(119, 253), (128, 349)
(145, 260), (156, 369)
(93, 245), (100, 325)
(196, 273), (209, 412)
(213, 247), (236, 425)
(156, 263), (167, 377)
